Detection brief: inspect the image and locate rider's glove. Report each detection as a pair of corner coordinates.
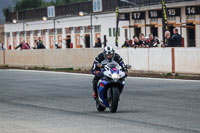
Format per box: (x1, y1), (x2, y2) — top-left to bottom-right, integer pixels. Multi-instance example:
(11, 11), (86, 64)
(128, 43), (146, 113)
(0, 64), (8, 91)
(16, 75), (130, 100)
(95, 71), (100, 76)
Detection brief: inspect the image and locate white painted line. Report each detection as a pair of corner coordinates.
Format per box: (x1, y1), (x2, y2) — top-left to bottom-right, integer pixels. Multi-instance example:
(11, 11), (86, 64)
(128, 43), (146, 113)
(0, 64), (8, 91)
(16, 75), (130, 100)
(127, 76), (200, 82)
(4, 69), (200, 83)
(6, 69), (93, 77)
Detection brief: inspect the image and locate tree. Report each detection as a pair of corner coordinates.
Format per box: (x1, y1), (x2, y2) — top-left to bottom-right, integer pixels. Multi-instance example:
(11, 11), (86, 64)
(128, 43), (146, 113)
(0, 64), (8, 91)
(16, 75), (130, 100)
(14, 0), (42, 11)
(3, 0), (90, 13)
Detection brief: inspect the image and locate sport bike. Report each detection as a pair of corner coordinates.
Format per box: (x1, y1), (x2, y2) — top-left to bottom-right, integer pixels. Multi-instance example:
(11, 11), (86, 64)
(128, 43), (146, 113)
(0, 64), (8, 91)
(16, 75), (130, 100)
(95, 61), (131, 113)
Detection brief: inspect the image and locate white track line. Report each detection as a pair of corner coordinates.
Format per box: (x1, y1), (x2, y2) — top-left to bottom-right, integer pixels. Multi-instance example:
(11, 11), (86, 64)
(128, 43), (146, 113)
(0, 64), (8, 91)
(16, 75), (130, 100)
(4, 69), (200, 83)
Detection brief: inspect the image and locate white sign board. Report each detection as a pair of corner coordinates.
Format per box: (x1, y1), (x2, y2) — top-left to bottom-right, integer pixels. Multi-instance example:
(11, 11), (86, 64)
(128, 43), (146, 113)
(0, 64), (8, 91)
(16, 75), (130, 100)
(93, 0), (102, 12)
(47, 6), (55, 18)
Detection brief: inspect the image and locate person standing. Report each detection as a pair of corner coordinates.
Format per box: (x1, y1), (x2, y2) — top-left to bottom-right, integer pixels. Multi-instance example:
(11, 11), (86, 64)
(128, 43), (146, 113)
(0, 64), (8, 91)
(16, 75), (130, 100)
(0, 42), (5, 50)
(32, 40), (45, 49)
(163, 31), (174, 47)
(95, 38), (102, 48)
(172, 28), (182, 47)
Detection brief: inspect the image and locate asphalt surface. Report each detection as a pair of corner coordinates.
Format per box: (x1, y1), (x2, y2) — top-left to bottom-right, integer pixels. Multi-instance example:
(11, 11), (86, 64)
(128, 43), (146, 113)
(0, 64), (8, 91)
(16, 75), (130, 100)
(0, 69), (200, 133)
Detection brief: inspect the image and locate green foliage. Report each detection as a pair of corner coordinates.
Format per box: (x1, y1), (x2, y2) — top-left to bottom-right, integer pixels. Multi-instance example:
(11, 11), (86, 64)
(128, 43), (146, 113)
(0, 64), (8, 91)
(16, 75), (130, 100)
(14, 0), (42, 11)
(1, 0), (90, 16)
(11, 0), (90, 12)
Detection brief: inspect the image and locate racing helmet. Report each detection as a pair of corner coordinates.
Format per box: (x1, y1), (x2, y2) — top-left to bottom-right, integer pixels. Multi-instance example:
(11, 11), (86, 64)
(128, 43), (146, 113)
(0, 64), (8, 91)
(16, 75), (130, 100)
(103, 46), (115, 62)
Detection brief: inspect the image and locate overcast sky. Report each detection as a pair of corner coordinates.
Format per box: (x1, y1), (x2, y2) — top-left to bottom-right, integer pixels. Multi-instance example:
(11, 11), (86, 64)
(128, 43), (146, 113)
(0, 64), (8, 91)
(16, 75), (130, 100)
(0, 0), (14, 19)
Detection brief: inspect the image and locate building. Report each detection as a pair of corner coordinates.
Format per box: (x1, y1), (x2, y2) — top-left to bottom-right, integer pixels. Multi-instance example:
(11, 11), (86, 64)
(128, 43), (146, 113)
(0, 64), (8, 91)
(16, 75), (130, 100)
(0, 24), (4, 44)
(4, 0), (200, 49)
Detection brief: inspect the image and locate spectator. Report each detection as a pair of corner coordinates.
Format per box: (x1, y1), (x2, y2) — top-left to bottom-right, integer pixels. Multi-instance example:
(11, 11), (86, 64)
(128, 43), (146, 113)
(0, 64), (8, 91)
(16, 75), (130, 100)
(133, 35), (140, 48)
(163, 31), (174, 47)
(147, 34), (160, 47)
(55, 44), (61, 49)
(95, 38), (102, 48)
(139, 33), (146, 48)
(33, 40), (46, 49)
(172, 28), (182, 47)
(38, 37), (43, 45)
(15, 41), (30, 50)
(121, 38), (130, 48)
(0, 42), (5, 50)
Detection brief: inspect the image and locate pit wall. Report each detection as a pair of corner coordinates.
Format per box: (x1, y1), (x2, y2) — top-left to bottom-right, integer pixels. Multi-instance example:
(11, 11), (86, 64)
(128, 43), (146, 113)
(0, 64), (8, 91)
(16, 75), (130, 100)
(0, 48), (200, 74)
(0, 51), (3, 65)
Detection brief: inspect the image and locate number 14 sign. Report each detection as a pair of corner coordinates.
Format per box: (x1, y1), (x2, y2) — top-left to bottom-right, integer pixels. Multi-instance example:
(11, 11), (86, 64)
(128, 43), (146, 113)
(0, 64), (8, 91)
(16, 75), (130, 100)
(186, 6), (200, 15)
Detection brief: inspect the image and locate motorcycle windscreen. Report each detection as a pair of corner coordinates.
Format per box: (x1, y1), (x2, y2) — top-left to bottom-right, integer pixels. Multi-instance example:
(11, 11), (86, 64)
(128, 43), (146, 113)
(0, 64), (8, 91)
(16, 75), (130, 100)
(107, 61), (119, 70)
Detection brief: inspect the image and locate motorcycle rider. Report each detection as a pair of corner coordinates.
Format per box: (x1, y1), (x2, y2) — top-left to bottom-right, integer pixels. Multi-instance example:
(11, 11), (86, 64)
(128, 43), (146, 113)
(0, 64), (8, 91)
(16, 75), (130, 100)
(91, 46), (126, 98)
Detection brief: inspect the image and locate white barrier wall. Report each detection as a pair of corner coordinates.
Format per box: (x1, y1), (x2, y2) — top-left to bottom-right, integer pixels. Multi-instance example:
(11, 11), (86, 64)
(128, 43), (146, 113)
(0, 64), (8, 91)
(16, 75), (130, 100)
(43, 49), (103, 69)
(0, 51), (3, 65)
(1, 48), (200, 74)
(115, 48), (129, 65)
(128, 48), (149, 71)
(5, 50), (44, 67)
(175, 48), (200, 74)
(148, 48), (172, 73)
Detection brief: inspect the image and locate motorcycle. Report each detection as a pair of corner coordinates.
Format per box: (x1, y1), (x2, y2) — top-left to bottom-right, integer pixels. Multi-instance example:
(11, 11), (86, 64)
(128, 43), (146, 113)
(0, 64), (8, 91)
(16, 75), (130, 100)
(95, 61), (131, 113)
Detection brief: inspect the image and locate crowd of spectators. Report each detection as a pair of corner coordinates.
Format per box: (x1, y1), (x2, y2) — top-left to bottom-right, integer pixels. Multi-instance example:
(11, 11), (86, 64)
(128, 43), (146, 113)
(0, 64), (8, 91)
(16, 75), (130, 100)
(1, 28), (183, 50)
(15, 37), (46, 50)
(122, 28), (182, 48)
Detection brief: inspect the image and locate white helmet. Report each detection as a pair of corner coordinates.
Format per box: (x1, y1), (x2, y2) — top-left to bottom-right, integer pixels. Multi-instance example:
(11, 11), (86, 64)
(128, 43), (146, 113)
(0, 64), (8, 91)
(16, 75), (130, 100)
(103, 46), (115, 61)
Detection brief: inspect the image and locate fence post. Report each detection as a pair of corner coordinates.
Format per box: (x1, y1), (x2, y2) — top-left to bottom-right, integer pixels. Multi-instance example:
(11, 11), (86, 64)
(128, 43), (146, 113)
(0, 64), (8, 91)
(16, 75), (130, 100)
(171, 48), (175, 73)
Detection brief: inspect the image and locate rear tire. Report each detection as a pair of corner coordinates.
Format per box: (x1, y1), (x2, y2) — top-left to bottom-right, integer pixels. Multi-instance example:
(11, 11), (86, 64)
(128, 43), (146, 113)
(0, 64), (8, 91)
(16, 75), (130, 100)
(109, 87), (119, 113)
(96, 99), (106, 111)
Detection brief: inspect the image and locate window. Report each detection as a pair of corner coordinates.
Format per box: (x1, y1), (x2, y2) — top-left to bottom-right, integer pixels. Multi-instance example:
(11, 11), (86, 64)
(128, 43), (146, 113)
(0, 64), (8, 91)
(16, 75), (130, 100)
(75, 27), (81, 33)
(57, 28), (62, 34)
(49, 29), (54, 35)
(41, 30), (46, 35)
(125, 29), (128, 39)
(33, 30), (38, 36)
(113, 28), (120, 37)
(66, 28), (72, 34)
(134, 20), (141, 24)
(168, 16), (176, 21)
(151, 18), (158, 23)
(113, 28), (116, 36)
(20, 32), (24, 37)
(84, 26), (90, 33)
(7, 32), (10, 37)
(12, 32), (17, 37)
(118, 28), (120, 36)
(26, 31), (31, 36)
(187, 15), (195, 20)
(109, 28), (112, 37)
(94, 25), (101, 32)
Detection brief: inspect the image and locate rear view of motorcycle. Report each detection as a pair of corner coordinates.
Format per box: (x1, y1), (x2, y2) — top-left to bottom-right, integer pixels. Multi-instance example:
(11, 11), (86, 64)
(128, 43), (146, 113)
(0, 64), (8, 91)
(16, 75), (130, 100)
(95, 61), (131, 113)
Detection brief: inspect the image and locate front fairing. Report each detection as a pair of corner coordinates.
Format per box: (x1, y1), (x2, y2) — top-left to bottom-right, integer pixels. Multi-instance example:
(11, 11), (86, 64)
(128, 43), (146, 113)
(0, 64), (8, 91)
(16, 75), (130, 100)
(97, 63), (126, 107)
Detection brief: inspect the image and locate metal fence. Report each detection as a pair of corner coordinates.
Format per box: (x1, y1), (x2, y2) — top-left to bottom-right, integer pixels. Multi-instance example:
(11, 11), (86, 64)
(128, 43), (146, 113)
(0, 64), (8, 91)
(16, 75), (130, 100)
(118, 0), (197, 7)
(5, 0), (198, 22)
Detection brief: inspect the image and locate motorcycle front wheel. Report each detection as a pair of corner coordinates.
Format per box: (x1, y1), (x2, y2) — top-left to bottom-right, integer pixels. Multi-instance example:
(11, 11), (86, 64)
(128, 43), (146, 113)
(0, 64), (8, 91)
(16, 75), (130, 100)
(109, 87), (119, 113)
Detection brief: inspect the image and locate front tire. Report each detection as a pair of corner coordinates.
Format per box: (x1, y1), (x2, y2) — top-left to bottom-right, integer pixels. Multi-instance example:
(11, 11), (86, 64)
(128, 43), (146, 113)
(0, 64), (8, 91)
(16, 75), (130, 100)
(96, 99), (106, 111)
(109, 87), (119, 113)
